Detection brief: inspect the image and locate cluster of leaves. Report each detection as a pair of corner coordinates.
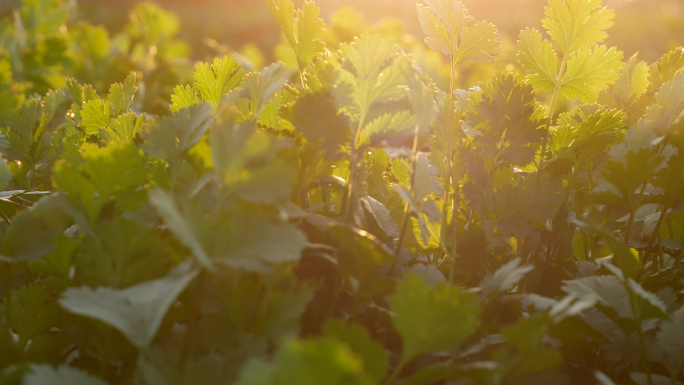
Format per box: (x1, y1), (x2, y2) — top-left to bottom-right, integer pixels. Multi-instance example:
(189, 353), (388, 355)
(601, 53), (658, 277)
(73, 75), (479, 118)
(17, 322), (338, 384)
(1, 0), (684, 385)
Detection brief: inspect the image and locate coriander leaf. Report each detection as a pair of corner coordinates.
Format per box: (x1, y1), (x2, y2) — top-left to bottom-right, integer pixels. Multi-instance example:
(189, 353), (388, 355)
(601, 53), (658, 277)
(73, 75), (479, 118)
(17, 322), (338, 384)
(360, 196), (400, 239)
(453, 21), (501, 65)
(237, 337), (373, 385)
(148, 188), (213, 269)
(268, 0), (326, 72)
(517, 28), (558, 93)
(323, 320), (388, 383)
(225, 62), (289, 121)
(0, 194), (70, 263)
(100, 112), (145, 144)
(639, 68), (684, 137)
(290, 91), (350, 161)
(213, 219), (307, 271)
(480, 257), (534, 299)
(337, 35), (405, 117)
(467, 73), (545, 166)
(194, 56), (244, 106)
(59, 263), (198, 350)
(359, 111), (416, 147)
(391, 274), (480, 364)
(657, 306), (684, 376)
(417, 0), (500, 65)
(80, 99), (111, 135)
(25, 365), (108, 385)
(107, 71), (137, 115)
(647, 47), (684, 95)
(170, 84), (201, 113)
(560, 45), (623, 102)
(542, 0), (614, 55)
(593, 127), (669, 209)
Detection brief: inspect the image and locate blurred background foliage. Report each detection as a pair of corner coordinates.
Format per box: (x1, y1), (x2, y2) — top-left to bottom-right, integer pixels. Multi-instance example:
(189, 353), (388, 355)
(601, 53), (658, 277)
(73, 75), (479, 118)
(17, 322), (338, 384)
(0, 0), (682, 108)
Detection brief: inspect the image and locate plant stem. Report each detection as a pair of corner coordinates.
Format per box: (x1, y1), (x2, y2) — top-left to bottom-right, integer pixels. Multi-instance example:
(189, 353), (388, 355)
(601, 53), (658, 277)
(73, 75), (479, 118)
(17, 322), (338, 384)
(625, 182), (648, 245)
(537, 54), (567, 190)
(383, 358), (407, 385)
(640, 180), (683, 277)
(342, 112), (368, 223)
(3, 262), (12, 358)
(627, 282), (654, 385)
(536, 87), (560, 189)
(178, 271), (204, 372)
(394, 124), (421, 258)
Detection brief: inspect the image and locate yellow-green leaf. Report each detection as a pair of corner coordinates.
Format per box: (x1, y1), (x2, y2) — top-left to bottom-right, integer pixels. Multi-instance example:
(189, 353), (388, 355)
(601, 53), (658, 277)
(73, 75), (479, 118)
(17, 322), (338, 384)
(542, 0), (615, 55)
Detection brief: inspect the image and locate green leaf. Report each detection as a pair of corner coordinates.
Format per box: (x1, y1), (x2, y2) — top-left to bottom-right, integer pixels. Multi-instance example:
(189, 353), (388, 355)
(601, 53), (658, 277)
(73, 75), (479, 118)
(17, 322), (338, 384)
(467, 72), (545, 166)
(359, 111), (416, 147)
(337, 35), (405, 117)
(170, 84), (201, 113)
(547, 105), (623, 175)
(517, 28), (558, 93)
(225, 62), (289, 121)
(229, 162), (296, 204)
(237, 337), (373, 385)
(393, 154), (443, 246)
(143, 103), (215, 175)
(193, 56), (244, 106)
(81, 143), (147, 206)
(107, 71), (137, 115)
(391, 274), (480, 364)
(59, 263), (198, 350)
(560, 45), (623, 102)
(24, 365), (108, 385)
(290, 91), (350, 161)
(0, 194), (70, 263)
(542, 0), (615, 55)
(639, 68), (684, 137)
(657, 306), (684, 376)
(480, 257), (534, 299)
(593, 127), (669, 209)
(573, 221), (642, 279)
(417, 0), (500, 65)
(647, 47), (684, 95)
(360, 196), (400, 239)
(148, 188), (213, 269)
(323, 320), (387, 383)
(100, 113), (145, 144)
(268, 0), (326, 72)
(213, 218), (307, 271)
(80, 99), (111, 135)
(453, 21), (501, 65)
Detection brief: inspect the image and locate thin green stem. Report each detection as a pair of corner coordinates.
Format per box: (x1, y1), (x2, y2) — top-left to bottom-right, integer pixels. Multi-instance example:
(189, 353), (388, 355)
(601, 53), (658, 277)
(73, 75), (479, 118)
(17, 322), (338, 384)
(342, 112), (368, 224)
(625, 182), (648, 245)
(536, 87), (559, 189)
(394, 124), (421, 258)
(640, 180), (683, 278)
(178, 272), (204, 372)
(383, 358), (407, 385)
(3, 262), (12, 357)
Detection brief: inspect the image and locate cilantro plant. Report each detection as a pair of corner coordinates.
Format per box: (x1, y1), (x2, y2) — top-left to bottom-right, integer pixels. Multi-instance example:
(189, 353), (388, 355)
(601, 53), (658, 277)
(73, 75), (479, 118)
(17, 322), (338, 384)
(1, 0), (684, 384)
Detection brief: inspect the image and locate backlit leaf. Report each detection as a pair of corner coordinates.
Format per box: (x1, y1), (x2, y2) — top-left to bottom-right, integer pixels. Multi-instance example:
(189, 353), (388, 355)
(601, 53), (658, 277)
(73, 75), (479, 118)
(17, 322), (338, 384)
(81, 99), (111, 135)
(194, 56), (244, 106)
(560, 45), (623, 102)
(391, 274), (480, 364)
(517, 28), (558, 93)
(542, 0), (614, 55)
(107, 71), (137, 115)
